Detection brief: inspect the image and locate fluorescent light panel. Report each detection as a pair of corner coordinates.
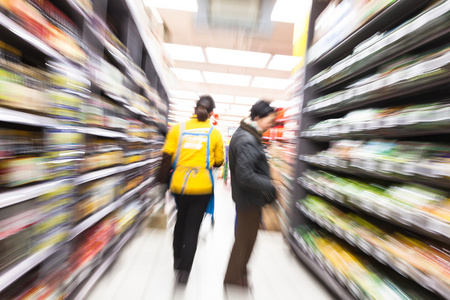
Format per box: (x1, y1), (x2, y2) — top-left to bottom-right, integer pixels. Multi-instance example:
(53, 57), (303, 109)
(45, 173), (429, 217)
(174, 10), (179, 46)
(271, 100), (290, 108)
(169, 91), (199, 100)
(268, 55), (303, 71)
(203, 71), (251, 87)
(271, 0), (312, 23)
(171, 68), (204, 82)
(234, 96), (259, 106)
(144, 0), (198, 12)
(230, 104), (251, 112)
(251, 76), (294, 90)
(210, 93), (235, 103)
(164, 44), (205, 63)
(205, 47), (271, 68)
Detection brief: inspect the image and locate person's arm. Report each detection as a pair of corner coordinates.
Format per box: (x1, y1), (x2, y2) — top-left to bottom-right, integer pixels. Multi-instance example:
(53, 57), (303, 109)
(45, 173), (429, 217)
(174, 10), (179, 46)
(156, 125), (179, 184)
(233, 142), (276, 196)
(213, 130), (224, 167)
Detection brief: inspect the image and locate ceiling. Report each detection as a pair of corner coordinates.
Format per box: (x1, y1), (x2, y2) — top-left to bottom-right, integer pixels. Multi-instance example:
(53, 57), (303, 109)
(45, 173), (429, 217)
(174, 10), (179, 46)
(144, 0), (300, 130)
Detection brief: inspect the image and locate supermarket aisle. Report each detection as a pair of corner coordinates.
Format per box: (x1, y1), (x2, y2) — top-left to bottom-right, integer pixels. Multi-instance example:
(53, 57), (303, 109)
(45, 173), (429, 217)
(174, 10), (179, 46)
(87, 181), (334, 300)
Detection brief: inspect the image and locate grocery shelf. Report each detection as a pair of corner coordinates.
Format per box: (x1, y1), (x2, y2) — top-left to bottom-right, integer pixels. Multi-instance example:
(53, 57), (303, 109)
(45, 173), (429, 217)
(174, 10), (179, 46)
(308, 0), (450, 92)
(0, 12), (75, 66)
(300, 155), (450, 190)
(69, 176), (155, 240)
(123, 159), (158, 172)
(68, 202), (120, 241)
(307, 0), (428, 68)
(72, 216), (141, 300)
(124, 0), (170, 92)
(0, 244), (60, 292)
(103, 91), (129, 105)
(0, 107), (57, 128)
(304, 67), (450, 117)
(297, 177), (450, 244)
(79, 127), (128, 139)
(298, 202), (450, 298)
(288, 230), (355, 300)
(75, 166), (123, 185)
(0, 179), (68, 209)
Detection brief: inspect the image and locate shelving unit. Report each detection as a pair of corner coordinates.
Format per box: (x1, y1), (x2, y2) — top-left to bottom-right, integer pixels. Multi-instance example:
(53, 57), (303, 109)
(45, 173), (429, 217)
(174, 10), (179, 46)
(289, 0), (450, 299)
(0, 0), (168, 297)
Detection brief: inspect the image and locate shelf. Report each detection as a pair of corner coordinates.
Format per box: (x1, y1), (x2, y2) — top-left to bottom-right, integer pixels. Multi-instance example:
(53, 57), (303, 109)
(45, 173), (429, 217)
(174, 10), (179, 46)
(297, 177), (450, 243)
(0, 179), (68, 209)
(68, 201), (120, 240)
(72, 217), (141, 300)
(103, 91), (129, 105)
(0, 12), (75, 66)
(305, 51), (450, 116)
(298, 202), (450, 298)
(75, 166), (123, 185)
(308, 0), (450, 92)
(79, 127), (128, 139)
(0, 107), (57, 128)
(307, 0), (428, 68)
(300, 155), (450, 190)
(0, 244), (60, 292)
(288, 230), (355, 300)
(69, 176), (154, 240)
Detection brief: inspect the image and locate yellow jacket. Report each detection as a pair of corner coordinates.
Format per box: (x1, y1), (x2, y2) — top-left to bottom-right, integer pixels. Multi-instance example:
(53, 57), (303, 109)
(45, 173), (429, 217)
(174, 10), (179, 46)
(163, 116), (224, 195)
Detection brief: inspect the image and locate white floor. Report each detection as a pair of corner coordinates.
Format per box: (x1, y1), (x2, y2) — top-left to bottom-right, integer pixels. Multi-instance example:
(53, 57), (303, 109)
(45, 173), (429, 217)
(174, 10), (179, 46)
(87, 181), (335, 300)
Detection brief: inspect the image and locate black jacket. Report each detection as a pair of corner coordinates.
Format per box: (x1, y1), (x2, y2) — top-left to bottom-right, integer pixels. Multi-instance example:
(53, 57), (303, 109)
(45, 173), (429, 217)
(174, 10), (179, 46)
(229, 122), (276, 207)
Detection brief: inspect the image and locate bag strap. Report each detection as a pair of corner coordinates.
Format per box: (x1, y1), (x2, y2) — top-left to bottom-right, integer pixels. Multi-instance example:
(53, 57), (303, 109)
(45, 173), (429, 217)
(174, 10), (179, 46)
(206, 126), (213, 169)
(173, 122), (185, 168)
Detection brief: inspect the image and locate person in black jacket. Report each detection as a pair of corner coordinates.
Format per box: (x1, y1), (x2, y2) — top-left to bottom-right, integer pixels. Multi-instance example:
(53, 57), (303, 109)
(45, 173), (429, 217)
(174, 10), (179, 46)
(224, 100), (278, 287)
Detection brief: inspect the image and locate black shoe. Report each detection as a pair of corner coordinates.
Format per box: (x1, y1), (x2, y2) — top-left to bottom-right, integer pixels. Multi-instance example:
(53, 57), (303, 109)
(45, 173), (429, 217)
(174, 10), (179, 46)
(174, 258), (181, 270)
(177, 270), (190, 284)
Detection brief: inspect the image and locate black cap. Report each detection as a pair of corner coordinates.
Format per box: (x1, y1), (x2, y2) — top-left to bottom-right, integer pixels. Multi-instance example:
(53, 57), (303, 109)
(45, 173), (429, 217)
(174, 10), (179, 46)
(250, 100), (275, 120)
(197, 95), (215, 113)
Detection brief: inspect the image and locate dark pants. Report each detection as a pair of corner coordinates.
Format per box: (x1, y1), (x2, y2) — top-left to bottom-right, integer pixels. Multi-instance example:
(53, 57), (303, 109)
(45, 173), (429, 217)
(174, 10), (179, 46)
(173, 194), (211, 271)
(224, 205), (261, 284)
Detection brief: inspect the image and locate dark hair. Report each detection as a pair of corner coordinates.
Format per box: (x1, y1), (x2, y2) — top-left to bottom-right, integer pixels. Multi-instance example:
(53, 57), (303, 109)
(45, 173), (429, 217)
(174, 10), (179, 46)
(250, 99), (275, 121)
(195, 95), (215, 122)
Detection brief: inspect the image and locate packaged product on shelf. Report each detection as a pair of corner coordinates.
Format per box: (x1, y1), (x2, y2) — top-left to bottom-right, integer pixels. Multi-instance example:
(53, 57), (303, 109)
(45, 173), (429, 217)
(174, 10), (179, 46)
(116, 202), (141, 234)
(0, 128), (50, 188)
(81, 138), (123, 173)
(295, 226), (437, 299)
(2, 0), (86, 63)
(0, 43), (48, 113)
(0, 197), (43, 272)
(33, 183), (74, 251)
(75, 176), (120, 222)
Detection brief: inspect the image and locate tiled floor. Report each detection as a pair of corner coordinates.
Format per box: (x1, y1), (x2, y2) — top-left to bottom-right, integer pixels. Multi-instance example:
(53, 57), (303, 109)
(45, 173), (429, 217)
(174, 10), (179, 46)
(87, 181), (335, 300)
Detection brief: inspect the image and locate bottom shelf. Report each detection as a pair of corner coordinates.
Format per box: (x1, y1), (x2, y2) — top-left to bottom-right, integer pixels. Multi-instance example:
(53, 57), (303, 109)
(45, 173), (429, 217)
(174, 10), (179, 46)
(288, 229), (355, 300)
(70, 217), (143, 300)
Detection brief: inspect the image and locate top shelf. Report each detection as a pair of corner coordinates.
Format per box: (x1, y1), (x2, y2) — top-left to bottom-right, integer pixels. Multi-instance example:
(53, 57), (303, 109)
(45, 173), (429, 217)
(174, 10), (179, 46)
(307, 0), (430, 71)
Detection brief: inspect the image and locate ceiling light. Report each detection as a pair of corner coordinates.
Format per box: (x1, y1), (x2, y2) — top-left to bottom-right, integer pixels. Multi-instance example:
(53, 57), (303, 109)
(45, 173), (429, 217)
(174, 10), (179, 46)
(271, 0), (312, 23)
(169, 104), (194, 112)
(234, 96), (259, 105)
(205, 48), (271, 68)
(215, 103), (230, 110)
(169, 91), (199, 100)
(268, 55), (303, 71)
(143, 0), (198, 12)
(171, 68), (204, 82)
(230, 104), (251, 112)
(271, 100), (290, 108)
(203, 72), (251, 87)
(210, 93), (235, 103)
(220, 116), (243, 122)
(164, 44), (205, 63)
(251, 76), (294, 90)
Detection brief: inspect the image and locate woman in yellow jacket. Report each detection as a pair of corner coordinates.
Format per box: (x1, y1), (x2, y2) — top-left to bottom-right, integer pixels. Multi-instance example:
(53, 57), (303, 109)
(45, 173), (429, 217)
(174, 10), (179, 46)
(157, 96), (224, 284)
